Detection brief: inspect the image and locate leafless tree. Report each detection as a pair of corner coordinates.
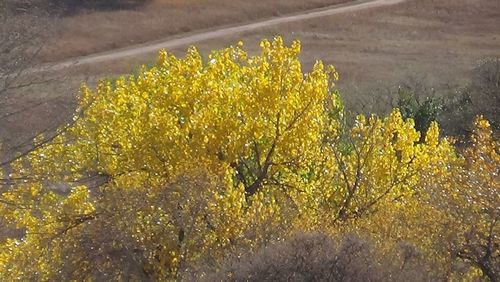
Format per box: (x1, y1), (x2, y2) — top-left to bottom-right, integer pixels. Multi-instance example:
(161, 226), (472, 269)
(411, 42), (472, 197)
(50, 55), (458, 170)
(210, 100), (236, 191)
(0, 1), (52, 96)
(0, 1), (60, 185)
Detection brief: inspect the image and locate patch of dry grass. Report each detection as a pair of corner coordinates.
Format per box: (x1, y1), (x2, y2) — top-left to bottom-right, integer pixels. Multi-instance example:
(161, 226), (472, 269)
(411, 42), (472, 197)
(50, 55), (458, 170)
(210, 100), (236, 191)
(41, 0), (352, 62)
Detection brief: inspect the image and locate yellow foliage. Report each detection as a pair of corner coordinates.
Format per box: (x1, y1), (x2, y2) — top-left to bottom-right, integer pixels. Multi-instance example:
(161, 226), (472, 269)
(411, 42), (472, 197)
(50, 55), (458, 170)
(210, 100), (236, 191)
(1, 37), (339, 279)
(0, 38), (497, 280)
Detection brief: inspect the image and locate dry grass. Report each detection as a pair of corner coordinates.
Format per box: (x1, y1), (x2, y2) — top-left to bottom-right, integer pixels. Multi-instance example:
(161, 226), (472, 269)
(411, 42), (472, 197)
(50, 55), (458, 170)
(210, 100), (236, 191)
(41, 0), (352, 62)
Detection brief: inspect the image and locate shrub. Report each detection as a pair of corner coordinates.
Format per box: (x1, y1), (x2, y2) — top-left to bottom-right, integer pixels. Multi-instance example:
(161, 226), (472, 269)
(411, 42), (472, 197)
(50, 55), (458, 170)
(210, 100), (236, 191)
(204, 232), (436, 282)
(464, 58), (500, 131)
(396, 86), (443, 140)
(440, 57), (500, 137)
(51, 0), (149, 13)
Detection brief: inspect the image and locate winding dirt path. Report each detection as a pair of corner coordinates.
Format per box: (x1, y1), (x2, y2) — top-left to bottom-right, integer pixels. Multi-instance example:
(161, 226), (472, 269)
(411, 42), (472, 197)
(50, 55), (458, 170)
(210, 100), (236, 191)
(37, 0), (407, 72)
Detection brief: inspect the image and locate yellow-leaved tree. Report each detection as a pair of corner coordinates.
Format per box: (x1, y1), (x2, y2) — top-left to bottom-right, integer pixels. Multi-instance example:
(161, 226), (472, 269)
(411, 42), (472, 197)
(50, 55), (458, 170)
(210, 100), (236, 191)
(0, 37), (498, 281)
(1, 37), (342, 280)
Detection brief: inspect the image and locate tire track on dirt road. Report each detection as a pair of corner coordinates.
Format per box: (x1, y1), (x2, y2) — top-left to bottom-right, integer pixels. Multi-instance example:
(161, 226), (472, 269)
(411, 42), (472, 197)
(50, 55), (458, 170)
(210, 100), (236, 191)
(35, 0), (407, 72)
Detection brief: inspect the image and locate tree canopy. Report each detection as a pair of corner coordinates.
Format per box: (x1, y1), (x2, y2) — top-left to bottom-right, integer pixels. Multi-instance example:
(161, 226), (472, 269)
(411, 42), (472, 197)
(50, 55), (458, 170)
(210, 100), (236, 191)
(0, 37), (498, 281)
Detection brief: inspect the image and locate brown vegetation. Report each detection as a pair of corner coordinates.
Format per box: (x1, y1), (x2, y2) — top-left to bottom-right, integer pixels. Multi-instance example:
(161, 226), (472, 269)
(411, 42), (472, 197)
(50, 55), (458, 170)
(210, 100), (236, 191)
(0, 1), (51, 96)
(201, 233), (438, 281)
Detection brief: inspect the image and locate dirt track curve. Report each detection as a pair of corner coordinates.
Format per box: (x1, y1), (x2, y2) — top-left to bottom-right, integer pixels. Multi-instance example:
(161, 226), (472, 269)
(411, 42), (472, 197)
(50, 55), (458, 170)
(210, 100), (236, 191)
(37, 0), (407, 72)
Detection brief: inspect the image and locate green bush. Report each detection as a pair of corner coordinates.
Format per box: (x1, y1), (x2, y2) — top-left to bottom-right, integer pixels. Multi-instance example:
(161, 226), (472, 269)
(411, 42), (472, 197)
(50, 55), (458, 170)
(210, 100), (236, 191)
(396, 87), (443, 140)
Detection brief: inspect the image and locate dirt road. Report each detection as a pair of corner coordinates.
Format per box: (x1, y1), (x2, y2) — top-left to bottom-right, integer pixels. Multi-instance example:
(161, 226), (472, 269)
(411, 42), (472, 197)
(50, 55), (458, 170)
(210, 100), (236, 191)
(37, 0), (407, 72)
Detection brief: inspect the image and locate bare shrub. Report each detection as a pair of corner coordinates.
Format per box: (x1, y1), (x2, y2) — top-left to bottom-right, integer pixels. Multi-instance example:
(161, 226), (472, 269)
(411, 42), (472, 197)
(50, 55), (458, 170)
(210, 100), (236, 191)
(0, 1), (57, 97)
(466, 58), (500, 131)
(201, 232), (438, 282)
(441, 58), (500, 137)
(48, 0), (150, 14)
(1, 1), (60, 184)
